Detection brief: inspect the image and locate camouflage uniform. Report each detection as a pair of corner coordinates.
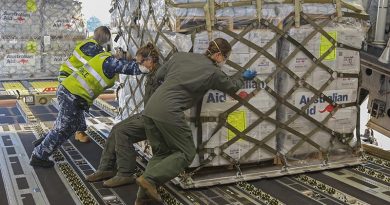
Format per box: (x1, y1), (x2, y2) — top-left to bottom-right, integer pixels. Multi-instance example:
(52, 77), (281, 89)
(33, 85), (88, 159)
(32, 55), (142, 160)
(57, 41), (104, 135)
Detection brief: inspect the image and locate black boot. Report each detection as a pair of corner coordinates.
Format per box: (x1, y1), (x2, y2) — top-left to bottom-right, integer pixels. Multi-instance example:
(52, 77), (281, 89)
(32, 137), (45, 147)
(30, 154), (54, 168)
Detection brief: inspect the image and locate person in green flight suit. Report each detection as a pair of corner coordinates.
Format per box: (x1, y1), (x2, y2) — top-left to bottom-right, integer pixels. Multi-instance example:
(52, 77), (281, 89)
(85, 43), (161, 188)
(136, 38), (257, 203)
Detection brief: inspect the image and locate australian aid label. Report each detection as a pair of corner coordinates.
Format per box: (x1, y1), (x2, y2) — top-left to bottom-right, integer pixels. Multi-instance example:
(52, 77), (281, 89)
(4, 54), (35, 66)
(294, 90), (354, 121)
(204, 80), (265, 104)
(52, 19), (74, 30)
(50, 55), (68, 64)
(0, 10), (31, 24)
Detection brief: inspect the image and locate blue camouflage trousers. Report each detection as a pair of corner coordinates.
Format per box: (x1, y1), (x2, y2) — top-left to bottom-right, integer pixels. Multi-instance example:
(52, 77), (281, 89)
(33, 85), (87, 159)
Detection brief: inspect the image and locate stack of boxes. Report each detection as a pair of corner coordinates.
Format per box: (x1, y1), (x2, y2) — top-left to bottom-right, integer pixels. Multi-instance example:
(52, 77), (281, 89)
(116, 75), (146, 121)
(0, 0), (42, 79)
(41, 0), (85, 78)
(0, 0), (86, 80)
(111, 0), (145, 121)
(189, 30), (278, 166)
(113, 0), (367, 170)
(277, 23), (364, 158)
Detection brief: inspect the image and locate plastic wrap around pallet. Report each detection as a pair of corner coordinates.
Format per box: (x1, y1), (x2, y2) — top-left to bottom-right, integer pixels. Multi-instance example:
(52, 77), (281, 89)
(0, 1), (42, 38)
(116, 74), (146, 121)
(43, 0), (84, 38)
(138, 0), (365, 32)
(41, 39), (77, 78)
(0, 0), (86, 80)
(140, 0), (281, 32)
(0, 38), (41, 78)
(112, 0), (368, 188)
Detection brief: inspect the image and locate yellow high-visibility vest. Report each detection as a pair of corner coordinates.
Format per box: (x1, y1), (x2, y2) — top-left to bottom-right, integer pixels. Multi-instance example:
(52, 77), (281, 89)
(58, 38), (99, 82)
(62, 52), (116, 105)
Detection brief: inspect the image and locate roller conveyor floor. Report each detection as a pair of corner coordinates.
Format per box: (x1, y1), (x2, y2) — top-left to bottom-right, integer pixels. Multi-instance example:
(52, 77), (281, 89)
(1, 100), (390, 205)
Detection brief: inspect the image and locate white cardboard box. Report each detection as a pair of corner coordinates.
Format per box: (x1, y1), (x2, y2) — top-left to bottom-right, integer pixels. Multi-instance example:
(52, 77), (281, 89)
(189, 78), (277, 167)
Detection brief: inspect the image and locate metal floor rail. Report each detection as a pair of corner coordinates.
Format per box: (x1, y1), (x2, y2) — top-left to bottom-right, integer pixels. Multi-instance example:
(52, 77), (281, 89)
(0, 102), (390, 205)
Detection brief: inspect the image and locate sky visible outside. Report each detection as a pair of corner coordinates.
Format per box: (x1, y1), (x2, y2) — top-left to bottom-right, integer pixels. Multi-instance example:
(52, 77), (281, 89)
(77, 0), (390, 150)
(79, 0), (111, 25)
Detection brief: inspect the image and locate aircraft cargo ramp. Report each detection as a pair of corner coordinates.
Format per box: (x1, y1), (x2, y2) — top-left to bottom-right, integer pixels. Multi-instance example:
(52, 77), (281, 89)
(1, 0), (389, 203)
(1, 99), (390, 205)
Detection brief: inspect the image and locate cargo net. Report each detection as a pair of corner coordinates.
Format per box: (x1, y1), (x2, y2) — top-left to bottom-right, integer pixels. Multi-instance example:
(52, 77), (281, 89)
(112, 0), (369, 187)
(0, 0), (86, 80)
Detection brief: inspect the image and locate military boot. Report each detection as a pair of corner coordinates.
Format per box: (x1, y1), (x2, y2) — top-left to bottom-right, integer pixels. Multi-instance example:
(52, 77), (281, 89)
(30, 154), (54, 168)
(75, 131), (90, 143)
(103, 175), (136, 187)
(85, 170), (115, 182)
(135, 176), (162, 203)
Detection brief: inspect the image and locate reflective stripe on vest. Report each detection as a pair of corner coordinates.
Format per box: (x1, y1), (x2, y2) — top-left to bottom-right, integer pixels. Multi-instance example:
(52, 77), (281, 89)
(72, 73), (95, 98)
(65, 60), (78, 72)
(84, 63), (108, 88)
(73, 50), (88, 65)
(58, 76), (65, 83)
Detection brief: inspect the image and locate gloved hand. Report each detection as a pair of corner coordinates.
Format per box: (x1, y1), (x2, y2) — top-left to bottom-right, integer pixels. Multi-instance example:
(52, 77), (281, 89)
(242, 70), (257, 80)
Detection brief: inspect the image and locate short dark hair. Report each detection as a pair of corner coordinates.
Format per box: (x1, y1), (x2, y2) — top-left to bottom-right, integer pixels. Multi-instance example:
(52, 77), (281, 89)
(205, 38), (231, 58)
(93, 26), (111, 45)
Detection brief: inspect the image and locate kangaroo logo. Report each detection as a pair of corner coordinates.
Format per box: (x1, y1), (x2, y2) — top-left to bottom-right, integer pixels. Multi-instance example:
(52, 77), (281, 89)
(319, 104), (335, 113)
(18, 59), (29, 64)
(64, 23), (72, 29)
(17, 16), (25, 23)
(238, 91), (248, 99)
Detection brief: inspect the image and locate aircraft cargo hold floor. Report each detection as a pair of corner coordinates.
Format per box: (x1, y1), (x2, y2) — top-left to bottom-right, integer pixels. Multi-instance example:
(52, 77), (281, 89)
(1, 101), (390, 205)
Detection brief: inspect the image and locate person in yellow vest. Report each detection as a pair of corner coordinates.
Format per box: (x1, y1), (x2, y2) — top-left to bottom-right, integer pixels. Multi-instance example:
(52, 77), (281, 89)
(29, 49), (151, 168)
(60, 26), (111, 143)
(58, 26), (111, 82)
(32, 26), (111, 146)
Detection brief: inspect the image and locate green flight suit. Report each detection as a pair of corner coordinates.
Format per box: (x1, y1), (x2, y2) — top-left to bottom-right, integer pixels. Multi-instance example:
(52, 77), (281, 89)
(97, 68), (159, 176)
(142, 52), (244, 186)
